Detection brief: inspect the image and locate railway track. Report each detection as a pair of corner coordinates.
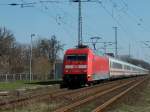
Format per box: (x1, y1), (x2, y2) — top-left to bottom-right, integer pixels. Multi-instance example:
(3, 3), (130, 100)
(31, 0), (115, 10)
(54, 76), (148, 112)
(91, 78), (146, 112)
(0, 86), (68, 110)
(0, 77), (126, 110)
(0, 76), (148, 111)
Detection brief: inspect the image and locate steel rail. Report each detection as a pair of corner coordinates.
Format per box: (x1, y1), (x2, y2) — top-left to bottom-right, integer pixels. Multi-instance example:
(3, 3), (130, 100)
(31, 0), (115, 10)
(0, 79), (122, 109)
(54, 79), (136, 112)
(92, 77), (147, 112)
(0, 77), (145, 110)
(0, 88), (67, 109)
(0, 79), (124, 109)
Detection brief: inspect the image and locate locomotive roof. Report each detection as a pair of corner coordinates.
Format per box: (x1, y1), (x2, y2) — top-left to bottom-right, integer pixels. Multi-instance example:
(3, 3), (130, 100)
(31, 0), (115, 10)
(65, 48), (93, 54)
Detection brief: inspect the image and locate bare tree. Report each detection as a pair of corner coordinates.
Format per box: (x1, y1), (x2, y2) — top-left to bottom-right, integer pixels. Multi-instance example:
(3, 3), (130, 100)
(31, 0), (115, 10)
(0, 27), (64, 80)
(33, 35), (64, 79)
(0, 27), (15, 73)
(10, 43), (30, 73)
(49, 35), (64, 79)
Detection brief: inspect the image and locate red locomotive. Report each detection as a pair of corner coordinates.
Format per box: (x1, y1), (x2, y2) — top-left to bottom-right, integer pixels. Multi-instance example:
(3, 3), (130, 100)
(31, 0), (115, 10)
(61, 46), (148, 88)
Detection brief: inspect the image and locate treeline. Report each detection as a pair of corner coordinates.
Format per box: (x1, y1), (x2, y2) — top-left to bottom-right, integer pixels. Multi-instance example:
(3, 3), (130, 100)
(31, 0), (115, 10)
(119, 55), (150, 70)
(0, 27), (64, 80)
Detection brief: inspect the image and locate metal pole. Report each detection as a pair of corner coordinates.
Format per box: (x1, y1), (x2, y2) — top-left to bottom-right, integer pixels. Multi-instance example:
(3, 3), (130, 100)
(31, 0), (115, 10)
(104, 42), (107, 55)
(30, 34), (35, 81)
(129, 43), (131, 57)
(6, 74), (8, 82)
(78, 0), (82, 46)
(113, 27), (118, 57)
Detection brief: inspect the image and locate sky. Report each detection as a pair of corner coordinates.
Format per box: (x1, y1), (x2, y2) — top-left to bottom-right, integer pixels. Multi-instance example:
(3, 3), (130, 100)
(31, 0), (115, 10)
(0, 0), (150, 62)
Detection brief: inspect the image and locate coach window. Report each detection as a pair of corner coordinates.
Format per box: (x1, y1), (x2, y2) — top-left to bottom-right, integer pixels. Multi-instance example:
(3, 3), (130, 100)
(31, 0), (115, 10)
(127, 66), (131, 70)
(112, 62), (122, 69)
(132, 67), (136, 71)
(124, 65), (127, 70)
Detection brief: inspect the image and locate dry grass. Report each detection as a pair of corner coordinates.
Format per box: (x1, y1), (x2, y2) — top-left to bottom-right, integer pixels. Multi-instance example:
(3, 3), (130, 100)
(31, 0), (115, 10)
(1, 102), (50, 112)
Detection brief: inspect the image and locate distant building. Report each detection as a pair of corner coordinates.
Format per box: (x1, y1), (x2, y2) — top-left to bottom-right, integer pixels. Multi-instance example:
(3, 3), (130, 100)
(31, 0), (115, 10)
(54, 60), (63, 80)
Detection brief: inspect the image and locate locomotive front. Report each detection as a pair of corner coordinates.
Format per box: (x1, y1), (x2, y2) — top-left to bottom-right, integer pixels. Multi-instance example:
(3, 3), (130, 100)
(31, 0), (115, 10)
(61, 48), (93, 88)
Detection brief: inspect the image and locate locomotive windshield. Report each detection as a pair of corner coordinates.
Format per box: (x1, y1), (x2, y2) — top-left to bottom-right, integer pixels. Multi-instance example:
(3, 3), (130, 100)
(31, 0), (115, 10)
(66, 54), (87, 61)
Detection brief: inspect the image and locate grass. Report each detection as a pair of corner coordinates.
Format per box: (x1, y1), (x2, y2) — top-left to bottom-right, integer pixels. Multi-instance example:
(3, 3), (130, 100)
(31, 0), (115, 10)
(0, 80), (38, 91)
(0, 80), (62, 91)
